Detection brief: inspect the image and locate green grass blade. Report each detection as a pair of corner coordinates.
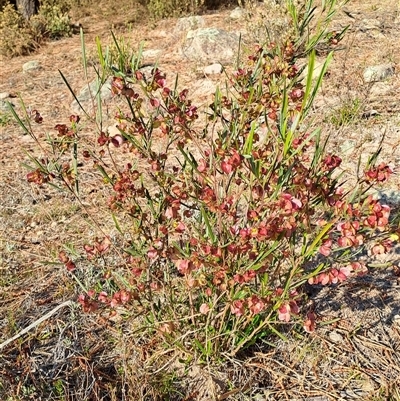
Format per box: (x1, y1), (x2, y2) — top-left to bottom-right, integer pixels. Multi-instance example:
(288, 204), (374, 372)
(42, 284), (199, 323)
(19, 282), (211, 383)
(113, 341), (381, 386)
(303, 220), (336, 259)
(80, 28), (88, 81)
(59, 70), (91, 119)
(200, 206), (216, 244)
(7, 100), (31, 136)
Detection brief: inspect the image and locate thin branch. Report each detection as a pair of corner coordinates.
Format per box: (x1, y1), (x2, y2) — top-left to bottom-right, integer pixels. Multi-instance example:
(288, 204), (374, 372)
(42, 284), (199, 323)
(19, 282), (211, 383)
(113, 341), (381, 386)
(0, 300), (74, 351)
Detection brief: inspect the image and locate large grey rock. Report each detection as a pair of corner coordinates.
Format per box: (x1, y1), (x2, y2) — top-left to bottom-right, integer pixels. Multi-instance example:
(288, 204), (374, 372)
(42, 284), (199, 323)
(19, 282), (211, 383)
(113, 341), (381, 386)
(71, 77), (113, 114)
(230, 7), (246, 20)
(182, 28), (239, 63)
(22, 60), (41, 73)
(174, 16), (205, 35)
(363, 64), (395, 83)
(142, 49), (162, 59)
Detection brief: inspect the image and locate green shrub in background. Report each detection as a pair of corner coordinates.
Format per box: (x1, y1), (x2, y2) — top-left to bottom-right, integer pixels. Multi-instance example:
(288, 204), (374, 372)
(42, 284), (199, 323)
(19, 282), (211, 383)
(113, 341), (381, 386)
(147, 0), (205, 19)
(35, 0), (72, 38)
(0, 0), (72, 57)
(0, 3), (37, 56)
(146, 0), (240, 19)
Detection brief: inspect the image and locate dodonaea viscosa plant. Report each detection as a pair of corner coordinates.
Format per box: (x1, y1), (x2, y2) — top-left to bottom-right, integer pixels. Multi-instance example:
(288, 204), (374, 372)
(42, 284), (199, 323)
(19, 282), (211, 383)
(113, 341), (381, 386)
(13, 1), (396, 361)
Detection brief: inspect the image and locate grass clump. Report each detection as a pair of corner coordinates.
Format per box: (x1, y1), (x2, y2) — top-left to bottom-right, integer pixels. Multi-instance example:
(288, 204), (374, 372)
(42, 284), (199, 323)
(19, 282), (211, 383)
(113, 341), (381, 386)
(329, 97), (362, 128)
(0, 109), (12, 126)
(147, 0), (204, 19)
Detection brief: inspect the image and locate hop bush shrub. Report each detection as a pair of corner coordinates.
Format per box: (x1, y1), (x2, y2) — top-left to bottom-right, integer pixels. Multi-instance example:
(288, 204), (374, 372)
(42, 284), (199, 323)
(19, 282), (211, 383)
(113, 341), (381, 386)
(0, 0), (72, 57)
(0, 3), (37, 57)
(36, 0), (72, 39)
(147, 0), (205, 19)
(11, 0), (396, 365)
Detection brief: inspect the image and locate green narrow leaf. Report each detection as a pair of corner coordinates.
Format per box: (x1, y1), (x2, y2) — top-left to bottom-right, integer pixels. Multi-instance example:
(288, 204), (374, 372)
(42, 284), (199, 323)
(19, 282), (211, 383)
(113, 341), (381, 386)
(112, 213), (123, 234)
(72, 273), (88, 293)
(143, 186), (157, 218)
(303, 219), (336, 259)
(21, 149), (48, 170)
(178, 146), (198, 170)
(80, 28), (88, 81)
(266, 321), (288, 342)
(201, 206), (216, 243)
(293, 262), (326, 289)
(59, 70), (91, 119)
(302, 51), (333, 117)
(193, 339), (207, 356)
(95, 77), (103, 127)
(7, 100), (30, 136)
(72, 140), (79, 195)
(95, 163), (112, 183)
(243, 120), (256, 155)
(301, 49), (316, 112)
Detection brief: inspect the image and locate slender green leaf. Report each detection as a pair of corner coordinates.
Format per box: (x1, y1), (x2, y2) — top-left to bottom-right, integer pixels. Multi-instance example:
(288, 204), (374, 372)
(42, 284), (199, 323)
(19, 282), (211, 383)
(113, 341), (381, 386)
(201, 206), (216, 243)
(59, 70), (91, 119)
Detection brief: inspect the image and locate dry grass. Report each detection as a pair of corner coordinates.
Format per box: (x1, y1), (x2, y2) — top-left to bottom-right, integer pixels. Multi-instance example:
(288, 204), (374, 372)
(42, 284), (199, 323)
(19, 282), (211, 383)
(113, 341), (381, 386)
(1, 0), (400, 399)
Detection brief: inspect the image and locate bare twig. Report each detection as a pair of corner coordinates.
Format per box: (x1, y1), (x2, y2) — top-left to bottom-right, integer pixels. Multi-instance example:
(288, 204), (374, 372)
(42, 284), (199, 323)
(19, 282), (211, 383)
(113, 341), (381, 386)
(0, 300), (74, 351)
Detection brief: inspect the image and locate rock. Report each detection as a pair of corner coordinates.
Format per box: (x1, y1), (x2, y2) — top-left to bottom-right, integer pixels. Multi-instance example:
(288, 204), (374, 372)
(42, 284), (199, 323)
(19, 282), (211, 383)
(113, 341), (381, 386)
(22, 60), (41, 73)
(182, 28), (240, 63)
(174, 16), (205, 36)
(361, 109), (379, 118)
(204, 63), (223, 75)
(329, 331), (344, 343)
(142, 49), (162, 59)
(138, 64), (156, 80)
(363, 64), (395, 83)
(191, 79), (217, 99)
(339, 139), (357, 156)
(107, 123), (121, 137)
(71, 77), (113, 114)
(0, 92), (10, 100)
(360, 18), (382, 31)
(230, 7), (246, 20)
(375, 190), (400, 207)
(367, 30), (386, 40)
(369, 81), (391, 96)
(0, 101), (9, 112)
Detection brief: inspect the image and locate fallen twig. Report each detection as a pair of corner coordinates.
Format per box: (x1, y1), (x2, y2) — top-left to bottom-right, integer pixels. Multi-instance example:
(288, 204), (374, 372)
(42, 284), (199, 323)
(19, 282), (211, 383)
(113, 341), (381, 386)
(0, 299), (74, 351)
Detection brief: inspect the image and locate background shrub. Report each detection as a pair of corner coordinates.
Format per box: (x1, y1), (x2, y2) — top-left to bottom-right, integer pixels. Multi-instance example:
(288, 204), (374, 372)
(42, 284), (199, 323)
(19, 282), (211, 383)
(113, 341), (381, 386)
(35, 0), (72, 38)
(0, 3), (37, 57)
(0, 0), (73, 57)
